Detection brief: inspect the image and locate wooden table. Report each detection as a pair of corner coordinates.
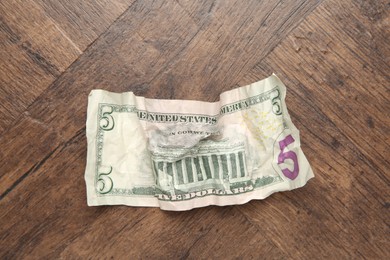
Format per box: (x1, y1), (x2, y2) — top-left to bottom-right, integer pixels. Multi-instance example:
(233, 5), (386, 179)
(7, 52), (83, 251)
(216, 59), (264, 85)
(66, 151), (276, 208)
(0, 0), (388, 258)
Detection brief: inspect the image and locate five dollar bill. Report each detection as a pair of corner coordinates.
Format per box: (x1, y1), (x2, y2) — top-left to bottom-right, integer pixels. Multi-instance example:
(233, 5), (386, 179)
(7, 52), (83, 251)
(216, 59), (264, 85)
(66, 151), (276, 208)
(85, 74), (314, 211)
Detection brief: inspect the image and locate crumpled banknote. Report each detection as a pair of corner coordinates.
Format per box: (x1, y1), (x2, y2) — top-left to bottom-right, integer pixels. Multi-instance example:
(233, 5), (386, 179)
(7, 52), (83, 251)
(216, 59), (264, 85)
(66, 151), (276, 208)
(85, 74), (314, 210)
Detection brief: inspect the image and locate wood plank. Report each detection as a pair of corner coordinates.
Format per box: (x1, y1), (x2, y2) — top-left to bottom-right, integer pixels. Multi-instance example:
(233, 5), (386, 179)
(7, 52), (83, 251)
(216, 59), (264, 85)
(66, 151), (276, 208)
(236, 0), (389, 258)
(0, 131), (93, 259)
(0, 0), (136, 136)
(35, 0), (136, 50)
(148, 0), (323, 101)
(0, 115), (63, 197)
(58, 207), (285, 259)
(0, 0), (81, 134)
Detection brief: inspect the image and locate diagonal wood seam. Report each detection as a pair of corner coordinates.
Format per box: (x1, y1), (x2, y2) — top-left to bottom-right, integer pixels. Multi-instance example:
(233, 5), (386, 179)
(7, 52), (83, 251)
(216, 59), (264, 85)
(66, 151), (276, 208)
(0, 0), (138, 140)
(0, 126), (85, 201)
(0, 0), (324, 200)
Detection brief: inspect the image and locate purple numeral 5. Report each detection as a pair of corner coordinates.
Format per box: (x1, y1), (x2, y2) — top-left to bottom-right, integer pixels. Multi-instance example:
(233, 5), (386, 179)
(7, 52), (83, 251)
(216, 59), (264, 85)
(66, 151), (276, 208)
(278, 134), (299, 180)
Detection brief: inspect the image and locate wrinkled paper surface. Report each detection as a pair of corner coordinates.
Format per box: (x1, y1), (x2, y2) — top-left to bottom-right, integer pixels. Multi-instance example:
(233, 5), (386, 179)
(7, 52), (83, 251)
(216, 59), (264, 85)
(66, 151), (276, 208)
(85, 74), (314, 210)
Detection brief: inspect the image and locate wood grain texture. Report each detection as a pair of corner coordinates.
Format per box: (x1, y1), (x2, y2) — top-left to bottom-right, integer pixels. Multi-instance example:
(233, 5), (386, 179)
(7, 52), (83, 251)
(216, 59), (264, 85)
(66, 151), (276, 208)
(0, 0), (389, 258)
(35, 0), (136, 50)
(0, 0), (79, 135)
(0, 0), (135, 135)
